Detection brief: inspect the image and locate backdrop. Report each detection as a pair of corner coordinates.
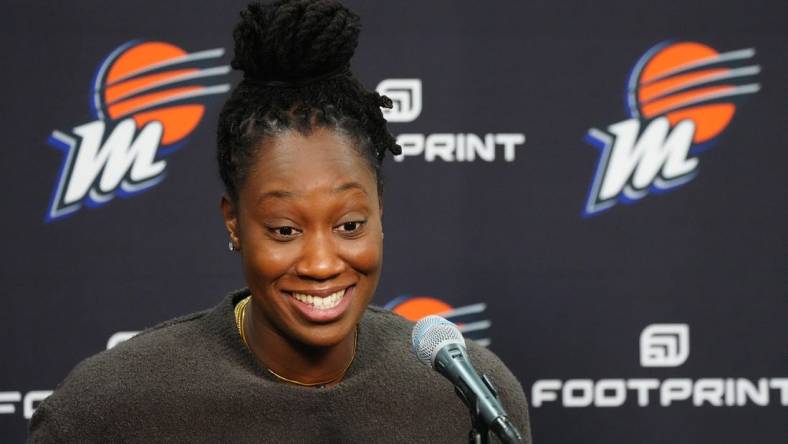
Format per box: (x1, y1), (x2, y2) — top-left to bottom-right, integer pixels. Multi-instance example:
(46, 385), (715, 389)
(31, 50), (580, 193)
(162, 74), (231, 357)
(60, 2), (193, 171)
(2, 1), (787, 442)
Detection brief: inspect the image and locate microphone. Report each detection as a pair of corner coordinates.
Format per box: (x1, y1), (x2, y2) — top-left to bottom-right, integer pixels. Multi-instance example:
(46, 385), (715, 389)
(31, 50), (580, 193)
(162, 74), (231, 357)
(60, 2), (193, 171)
(411, 316), (524, 444)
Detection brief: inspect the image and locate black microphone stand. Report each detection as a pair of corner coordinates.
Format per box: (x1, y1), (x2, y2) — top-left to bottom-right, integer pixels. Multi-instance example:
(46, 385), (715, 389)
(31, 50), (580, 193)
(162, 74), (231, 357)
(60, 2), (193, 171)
(454, 384), (489, 444)
(457, 373), (495, 444)
(454, 374), (523, 444)
(469, 408), (491, 444)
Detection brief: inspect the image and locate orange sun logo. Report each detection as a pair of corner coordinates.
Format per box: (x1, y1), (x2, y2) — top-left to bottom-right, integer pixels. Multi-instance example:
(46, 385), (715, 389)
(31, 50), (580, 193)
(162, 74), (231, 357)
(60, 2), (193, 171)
(385, 295), (492, 346)
(47, 40), (230, 222)
(630, 42), (760, 144)
(584, 40), (760, 217)
(94, 41), (230, 145)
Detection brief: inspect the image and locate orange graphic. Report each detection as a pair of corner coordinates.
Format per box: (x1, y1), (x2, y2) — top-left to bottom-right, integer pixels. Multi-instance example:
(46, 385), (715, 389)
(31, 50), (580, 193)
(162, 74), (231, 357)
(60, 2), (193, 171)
(99, 42), (206, 145)
(636, 42), (739, 144)
(390, 297), (453, 321)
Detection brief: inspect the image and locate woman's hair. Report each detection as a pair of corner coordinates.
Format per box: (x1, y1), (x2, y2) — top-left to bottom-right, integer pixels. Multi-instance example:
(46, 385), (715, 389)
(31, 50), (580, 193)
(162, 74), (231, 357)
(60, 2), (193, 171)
(217, 0), (401, 202)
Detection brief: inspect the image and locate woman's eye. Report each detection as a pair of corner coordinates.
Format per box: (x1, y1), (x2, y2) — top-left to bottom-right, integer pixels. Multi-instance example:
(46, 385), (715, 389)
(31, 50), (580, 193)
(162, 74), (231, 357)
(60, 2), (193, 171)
(268, 226), (299, 239)
(338, 221), (366, 233)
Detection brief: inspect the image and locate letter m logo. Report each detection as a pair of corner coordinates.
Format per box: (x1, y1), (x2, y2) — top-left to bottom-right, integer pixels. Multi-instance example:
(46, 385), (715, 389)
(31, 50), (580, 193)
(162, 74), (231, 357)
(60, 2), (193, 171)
(47, 118), (167, 221)
(584, 116), (700, 216)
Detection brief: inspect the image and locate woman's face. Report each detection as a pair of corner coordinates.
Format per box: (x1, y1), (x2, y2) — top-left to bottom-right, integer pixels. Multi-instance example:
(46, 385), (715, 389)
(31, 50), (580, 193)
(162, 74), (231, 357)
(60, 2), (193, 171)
(223, 127), (382, 348)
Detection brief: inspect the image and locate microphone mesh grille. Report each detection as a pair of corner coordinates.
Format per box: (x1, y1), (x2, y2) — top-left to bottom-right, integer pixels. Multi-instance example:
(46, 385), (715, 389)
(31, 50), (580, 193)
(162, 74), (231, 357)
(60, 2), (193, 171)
(411, 315), (465, 366)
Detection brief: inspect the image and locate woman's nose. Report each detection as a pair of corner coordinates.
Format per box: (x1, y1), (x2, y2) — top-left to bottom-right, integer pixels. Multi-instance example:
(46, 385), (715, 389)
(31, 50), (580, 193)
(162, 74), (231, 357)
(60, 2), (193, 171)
(295, 231), (345, 281)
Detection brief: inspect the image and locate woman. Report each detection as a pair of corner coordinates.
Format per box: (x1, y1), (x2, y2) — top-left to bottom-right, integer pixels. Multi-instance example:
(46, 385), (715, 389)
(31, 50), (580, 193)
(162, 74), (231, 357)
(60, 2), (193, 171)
(29, 0), (532, 442)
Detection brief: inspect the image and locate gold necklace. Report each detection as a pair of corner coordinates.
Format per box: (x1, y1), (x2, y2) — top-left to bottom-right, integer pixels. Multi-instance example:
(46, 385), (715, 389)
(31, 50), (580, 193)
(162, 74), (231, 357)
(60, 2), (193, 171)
(234, 295), (358, 387)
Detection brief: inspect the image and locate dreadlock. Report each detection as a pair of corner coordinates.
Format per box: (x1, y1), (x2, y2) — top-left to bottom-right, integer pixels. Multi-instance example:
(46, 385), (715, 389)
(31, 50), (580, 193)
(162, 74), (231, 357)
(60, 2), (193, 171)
(217, 0), (401, 202)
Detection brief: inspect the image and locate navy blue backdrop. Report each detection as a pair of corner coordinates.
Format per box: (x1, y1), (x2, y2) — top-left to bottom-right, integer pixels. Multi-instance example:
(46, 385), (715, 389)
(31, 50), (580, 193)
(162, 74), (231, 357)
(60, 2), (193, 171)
(2, 1), (787, 442)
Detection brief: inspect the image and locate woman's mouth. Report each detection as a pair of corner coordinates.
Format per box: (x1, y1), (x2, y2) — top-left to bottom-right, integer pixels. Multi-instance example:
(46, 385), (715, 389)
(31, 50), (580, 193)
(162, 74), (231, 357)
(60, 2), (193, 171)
(285, 285), (355, 322)
(291, 289), (346, 310)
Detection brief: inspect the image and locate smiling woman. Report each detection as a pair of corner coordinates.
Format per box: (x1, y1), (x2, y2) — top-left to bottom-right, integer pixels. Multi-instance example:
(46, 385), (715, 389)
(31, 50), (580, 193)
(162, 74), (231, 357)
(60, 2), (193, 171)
(28, 0), (531, 442)
(226, 128), (384, 386)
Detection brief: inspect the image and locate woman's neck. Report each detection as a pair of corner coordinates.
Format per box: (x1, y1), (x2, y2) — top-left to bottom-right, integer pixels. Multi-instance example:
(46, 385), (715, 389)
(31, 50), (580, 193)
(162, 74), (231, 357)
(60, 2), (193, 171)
(244, 300), (356, 387)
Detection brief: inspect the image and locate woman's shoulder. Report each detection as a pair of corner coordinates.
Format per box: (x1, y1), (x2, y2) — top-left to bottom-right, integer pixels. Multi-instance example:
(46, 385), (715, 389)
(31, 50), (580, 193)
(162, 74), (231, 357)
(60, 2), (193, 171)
(362, 304), (415, 335)
(59, 310), (209, 379)
(361, 306), (526, 389)
(362, 306), (520, 378)
(80, 309), (212, 376)
(59, 292), (242, 383)
(28, 308), (218, 441)
(360, 306), (531, 440)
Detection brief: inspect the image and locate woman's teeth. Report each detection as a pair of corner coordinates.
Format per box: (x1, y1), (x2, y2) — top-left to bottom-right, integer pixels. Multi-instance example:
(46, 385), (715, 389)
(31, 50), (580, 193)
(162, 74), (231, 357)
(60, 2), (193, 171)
(292, 289), (346, 310)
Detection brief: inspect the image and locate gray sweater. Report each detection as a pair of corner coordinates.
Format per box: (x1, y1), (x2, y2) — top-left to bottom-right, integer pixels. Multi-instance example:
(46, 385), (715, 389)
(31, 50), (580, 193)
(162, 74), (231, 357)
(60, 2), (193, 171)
(29, 290), (532, 443)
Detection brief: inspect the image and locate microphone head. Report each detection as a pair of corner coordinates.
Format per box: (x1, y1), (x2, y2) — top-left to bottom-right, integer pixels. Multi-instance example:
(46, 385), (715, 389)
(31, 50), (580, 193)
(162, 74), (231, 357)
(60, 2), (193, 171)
(411, 315), (466, 367)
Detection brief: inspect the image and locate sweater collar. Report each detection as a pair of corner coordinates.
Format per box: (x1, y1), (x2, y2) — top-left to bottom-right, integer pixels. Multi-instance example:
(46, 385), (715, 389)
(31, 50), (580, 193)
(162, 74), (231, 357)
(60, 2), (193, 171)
(203, 288), (372, 389)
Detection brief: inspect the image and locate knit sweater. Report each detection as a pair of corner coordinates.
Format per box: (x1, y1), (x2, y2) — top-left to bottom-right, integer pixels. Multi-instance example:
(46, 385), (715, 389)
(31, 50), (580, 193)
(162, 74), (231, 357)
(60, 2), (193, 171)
(29, 289), (532, 443)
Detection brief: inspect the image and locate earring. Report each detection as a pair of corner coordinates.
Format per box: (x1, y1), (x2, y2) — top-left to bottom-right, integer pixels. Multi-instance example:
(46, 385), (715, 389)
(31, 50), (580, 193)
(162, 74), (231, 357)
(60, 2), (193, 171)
(382, 232), (385, 240)
(228, 241), (236, 252)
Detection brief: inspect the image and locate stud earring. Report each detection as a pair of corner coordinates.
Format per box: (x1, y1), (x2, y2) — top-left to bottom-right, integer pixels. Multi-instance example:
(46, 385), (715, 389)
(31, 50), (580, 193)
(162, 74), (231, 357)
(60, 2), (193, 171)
(228, 241), (236, 252)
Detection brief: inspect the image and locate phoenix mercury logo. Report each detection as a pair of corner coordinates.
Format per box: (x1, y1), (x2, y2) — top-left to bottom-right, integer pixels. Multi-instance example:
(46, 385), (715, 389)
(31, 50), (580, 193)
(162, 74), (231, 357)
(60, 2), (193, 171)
(46, 41), (230, 222)
(583, 41), (760, 216)
(384, 295), (492, 346)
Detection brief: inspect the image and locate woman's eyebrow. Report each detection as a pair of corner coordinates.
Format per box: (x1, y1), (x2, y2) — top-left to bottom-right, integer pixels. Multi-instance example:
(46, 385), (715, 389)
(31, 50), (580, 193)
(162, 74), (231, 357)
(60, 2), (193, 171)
(332, 181), (367, 195)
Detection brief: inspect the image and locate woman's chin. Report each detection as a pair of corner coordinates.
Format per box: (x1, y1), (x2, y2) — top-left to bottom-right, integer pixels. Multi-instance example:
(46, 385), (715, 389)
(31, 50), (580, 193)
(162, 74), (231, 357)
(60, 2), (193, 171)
(291, 322), (356, 349)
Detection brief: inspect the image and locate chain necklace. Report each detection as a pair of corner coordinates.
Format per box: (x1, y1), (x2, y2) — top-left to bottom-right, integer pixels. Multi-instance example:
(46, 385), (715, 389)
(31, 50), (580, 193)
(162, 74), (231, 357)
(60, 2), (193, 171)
(234, 295), (357, 388)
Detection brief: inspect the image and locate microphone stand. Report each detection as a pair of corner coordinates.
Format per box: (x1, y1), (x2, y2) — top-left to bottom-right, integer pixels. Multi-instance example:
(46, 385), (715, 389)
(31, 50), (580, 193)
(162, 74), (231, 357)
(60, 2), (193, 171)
(454, 384), (489, 444)
(468, 405), (490, 444)
(454, 374), (522, 444)
(456, 372), (494, 444)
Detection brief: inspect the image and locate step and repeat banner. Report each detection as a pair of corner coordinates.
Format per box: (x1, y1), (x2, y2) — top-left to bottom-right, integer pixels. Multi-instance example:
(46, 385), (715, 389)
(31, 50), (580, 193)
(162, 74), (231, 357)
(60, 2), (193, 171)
(2, 1), (787, 442)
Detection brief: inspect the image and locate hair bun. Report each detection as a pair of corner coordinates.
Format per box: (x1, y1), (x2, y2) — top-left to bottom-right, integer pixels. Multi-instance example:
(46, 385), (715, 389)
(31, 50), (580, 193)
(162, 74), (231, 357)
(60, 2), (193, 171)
(231, 0), (361, 82)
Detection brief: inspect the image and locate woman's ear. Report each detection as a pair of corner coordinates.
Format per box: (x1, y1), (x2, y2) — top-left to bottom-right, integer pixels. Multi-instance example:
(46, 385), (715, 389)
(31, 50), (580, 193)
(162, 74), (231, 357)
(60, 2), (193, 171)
(220, 194), (241, 250)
